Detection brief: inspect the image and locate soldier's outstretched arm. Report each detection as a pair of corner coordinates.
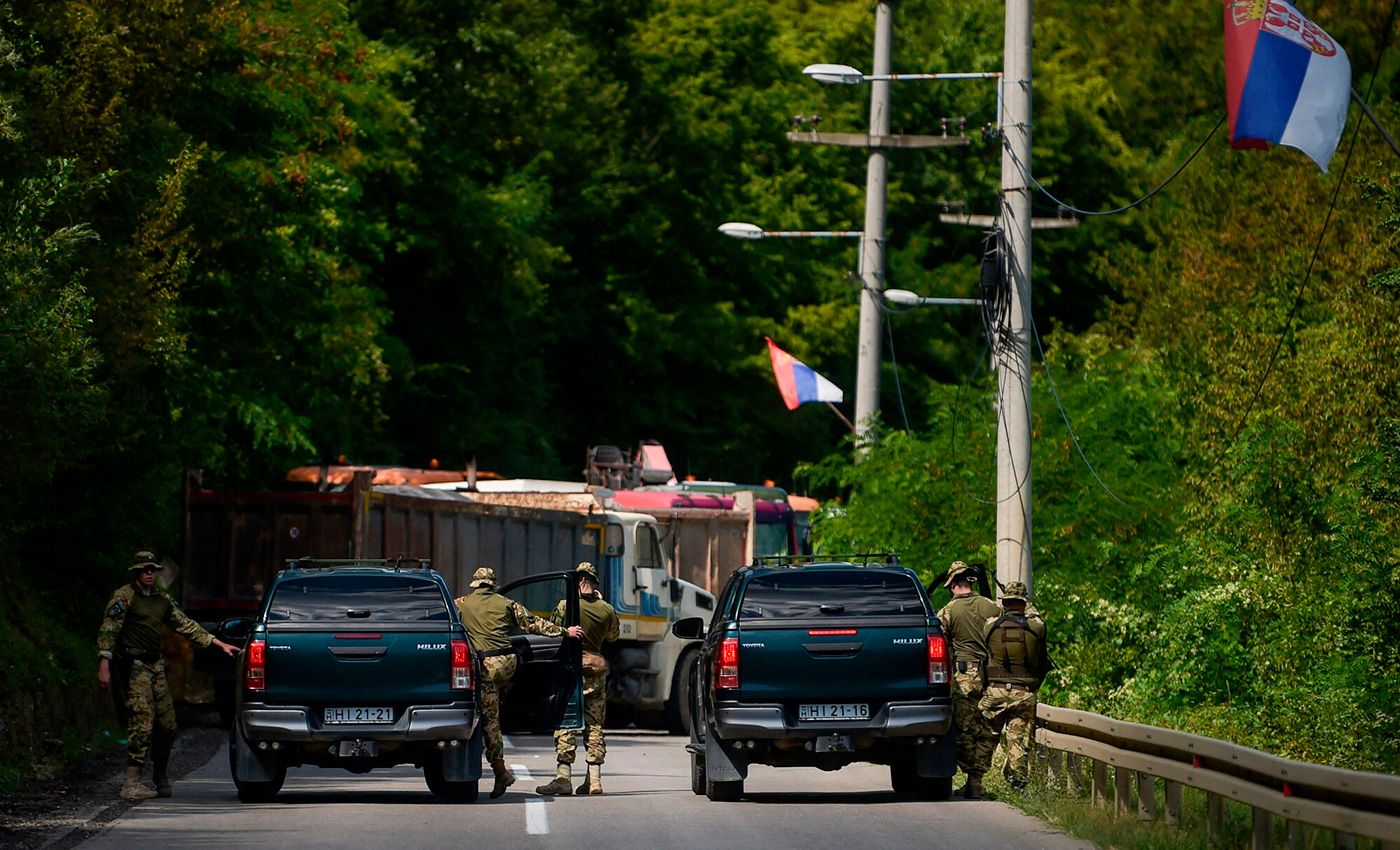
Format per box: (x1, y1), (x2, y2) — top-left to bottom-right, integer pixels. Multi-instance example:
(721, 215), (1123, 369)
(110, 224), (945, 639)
(511, 601), (563, 637)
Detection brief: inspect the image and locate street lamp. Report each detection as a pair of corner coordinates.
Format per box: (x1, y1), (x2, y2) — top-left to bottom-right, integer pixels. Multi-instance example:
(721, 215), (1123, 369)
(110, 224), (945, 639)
(883, 289), (981, 308)
(718, 222), (863, 240)
(803, 63), (1002, 86)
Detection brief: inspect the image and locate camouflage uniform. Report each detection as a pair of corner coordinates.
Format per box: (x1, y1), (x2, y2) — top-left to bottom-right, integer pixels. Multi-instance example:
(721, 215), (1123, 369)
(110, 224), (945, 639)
(97, 553), (217, 800)
(977, 581), (1048, 789)
(539, 561), (618, 796)
(936, 562), (1001, 796)
(454, 568), (563, 776)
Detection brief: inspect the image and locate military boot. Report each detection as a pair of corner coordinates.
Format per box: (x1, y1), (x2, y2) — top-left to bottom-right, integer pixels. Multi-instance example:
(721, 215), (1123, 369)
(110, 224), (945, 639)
(489, 759), (516, 799)
(962, 776), (984, 800)
(535, 764), (573, 796)
(120, 766), (156, 801)
(575, 763), (602, 796)
(152, 736), (174, 798)
(152, 769), (172, 798)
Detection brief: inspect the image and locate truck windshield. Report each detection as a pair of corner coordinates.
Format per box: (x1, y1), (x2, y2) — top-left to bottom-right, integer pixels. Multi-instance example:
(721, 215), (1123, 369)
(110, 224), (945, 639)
(739, 571), (925, 619)
(266, 575), (450, 622)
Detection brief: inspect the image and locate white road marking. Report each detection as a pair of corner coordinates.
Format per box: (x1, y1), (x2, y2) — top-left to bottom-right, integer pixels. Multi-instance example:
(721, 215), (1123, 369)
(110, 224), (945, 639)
(512, 762), (549, 835)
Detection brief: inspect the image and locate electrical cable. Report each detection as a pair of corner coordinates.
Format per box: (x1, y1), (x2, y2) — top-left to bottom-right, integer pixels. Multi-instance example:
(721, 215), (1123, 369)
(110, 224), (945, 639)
(1002, 113), (1225, 217)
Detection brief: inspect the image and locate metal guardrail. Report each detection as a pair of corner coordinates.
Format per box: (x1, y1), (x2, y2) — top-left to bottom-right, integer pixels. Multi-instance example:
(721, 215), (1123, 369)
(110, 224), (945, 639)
(1034, 704), (1400, 849)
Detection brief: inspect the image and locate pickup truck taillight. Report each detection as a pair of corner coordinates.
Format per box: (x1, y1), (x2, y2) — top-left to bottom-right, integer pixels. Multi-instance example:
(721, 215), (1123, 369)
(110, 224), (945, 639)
(716, 636), (740, 690)
(926, 633), (949, 685)
(451, 638), (472, 691)
(244, 638), (266, 693)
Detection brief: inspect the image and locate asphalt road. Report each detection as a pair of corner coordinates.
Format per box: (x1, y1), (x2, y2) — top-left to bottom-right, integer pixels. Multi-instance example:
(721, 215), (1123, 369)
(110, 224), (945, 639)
(78, 731), (1092, 850)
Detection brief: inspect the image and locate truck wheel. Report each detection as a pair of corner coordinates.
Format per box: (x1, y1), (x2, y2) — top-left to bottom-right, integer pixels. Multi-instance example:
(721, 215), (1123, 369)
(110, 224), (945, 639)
(228, 728), (285, 803)
(915, 776), (953, 801)
(690, 752), (706, 795)
(424, 760), (479, 803)
(705, 775), (743, 802)
(664, 648), (698, 735)
(889, 762), (916, 795)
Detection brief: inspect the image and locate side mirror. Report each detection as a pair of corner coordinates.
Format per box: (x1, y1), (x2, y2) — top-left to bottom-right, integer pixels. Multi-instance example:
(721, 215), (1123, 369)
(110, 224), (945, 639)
(219, 617), (254, 642)
(670, 616), (705, 640)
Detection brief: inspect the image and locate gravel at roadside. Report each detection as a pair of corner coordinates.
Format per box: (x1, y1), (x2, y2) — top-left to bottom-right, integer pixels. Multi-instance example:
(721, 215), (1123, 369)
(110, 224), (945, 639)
(0, 707), (226, 850)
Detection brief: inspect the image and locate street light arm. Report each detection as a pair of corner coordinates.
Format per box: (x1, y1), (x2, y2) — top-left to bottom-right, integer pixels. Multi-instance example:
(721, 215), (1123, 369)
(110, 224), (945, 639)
(718, 221), (862, 239)
(884, 288), (981, 307)
(803, 63), (1001, 85)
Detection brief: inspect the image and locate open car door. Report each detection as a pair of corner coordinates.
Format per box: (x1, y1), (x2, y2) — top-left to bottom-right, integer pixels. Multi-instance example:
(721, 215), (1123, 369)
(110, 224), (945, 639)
(499, 572), (584, 733)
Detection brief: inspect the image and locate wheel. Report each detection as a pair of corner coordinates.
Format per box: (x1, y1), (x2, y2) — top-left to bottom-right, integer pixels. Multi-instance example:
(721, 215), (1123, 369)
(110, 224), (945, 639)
(665, 649), (698, 735)
(705, 774), (743, 802)
(228, 728), (285, 803)
(891, 762), (952, 800)
(423, 759), (479, 803)
(690, 752), (706, 795)
(890, 761), (916, 795)
(914, 776), (954, 801)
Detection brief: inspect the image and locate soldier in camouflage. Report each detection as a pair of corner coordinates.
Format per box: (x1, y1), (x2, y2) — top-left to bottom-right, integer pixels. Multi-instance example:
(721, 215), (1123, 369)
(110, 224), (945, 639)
(455, 566), (581, 799)
(536, 562), (618, 797)
(977, 581), (1049, 790)
(936, 561), (1001, 800)
(97, 551), (238, 801)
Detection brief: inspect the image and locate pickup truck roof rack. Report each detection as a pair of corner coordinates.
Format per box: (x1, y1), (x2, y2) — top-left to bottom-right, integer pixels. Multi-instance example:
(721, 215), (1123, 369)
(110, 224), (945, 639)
(750, 553), (901, 568)
(284, 555), (433, 571)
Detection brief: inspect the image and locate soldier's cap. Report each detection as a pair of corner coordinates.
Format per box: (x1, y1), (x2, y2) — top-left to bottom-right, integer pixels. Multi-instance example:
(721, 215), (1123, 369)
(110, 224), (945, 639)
(128, 551), (159, 572)
(1001, 581), (1029, 602)
(575, 561), (599, 581)
(469, 566), (497, 588)
(943, 560), (973, 588)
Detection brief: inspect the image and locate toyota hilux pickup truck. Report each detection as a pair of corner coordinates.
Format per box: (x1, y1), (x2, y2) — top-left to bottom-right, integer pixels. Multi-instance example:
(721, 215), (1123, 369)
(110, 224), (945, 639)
(671, 555), (955, 801)
(223, 559), (583, 803)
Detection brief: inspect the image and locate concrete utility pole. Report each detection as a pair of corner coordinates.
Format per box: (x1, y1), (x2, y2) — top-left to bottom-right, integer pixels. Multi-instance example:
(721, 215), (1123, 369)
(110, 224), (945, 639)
(852, 0), (894, 447)
(996, 0), (1034, 594)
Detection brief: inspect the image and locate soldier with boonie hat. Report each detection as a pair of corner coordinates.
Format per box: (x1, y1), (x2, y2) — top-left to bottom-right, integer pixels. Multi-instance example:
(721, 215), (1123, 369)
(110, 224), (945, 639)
(937, 560), (1000, 799)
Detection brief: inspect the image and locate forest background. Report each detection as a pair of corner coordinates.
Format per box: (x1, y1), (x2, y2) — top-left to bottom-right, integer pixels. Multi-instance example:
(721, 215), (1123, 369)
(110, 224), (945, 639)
(0, 0), (1397, 785)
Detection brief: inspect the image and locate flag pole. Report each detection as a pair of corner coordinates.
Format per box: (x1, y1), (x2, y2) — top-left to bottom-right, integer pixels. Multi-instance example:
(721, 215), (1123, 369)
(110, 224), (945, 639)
(827, 402), (856, 433)
(1351, 88), (1400, 160)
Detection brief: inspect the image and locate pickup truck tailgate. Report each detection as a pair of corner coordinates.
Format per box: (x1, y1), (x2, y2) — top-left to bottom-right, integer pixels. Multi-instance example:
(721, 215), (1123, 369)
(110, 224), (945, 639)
(739, 621), (932, 705)
(263, 627), (459, 705)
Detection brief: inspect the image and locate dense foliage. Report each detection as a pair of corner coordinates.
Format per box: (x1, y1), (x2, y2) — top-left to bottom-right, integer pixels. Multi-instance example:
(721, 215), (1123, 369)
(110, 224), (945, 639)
(0, 0), (1395, 776)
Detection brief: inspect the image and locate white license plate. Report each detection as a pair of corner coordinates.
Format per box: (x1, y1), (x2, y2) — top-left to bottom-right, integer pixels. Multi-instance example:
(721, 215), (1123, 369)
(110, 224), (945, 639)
(798, 703), (869, 721)
(324, 706), (394, 724)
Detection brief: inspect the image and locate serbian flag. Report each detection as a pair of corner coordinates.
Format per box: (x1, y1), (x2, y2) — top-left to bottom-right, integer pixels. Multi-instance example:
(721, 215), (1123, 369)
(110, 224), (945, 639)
(766, 337), (844, 411)
(1224, 0), (1351, 172)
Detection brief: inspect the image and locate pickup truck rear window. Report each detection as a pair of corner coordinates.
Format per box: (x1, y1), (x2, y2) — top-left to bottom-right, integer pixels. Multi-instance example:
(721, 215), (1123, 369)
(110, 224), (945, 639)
(266, 575), (451, 623)
(739, 571), (926, 619)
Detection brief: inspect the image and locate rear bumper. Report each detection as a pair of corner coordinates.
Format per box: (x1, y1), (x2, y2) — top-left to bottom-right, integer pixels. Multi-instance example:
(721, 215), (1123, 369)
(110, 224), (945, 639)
(239, 701), (476, 743)
(713, 699), (951, 739)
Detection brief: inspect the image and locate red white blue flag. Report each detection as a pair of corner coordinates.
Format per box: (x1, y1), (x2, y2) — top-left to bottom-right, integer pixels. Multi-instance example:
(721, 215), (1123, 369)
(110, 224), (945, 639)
(766, 337), (843, 411)
(1223, 0), (1351, 172)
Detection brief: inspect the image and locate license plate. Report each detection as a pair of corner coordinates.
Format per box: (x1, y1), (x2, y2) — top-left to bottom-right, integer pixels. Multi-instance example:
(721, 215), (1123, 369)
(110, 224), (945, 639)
(798, 703), (869, 721)
(324, 706), (394, 724)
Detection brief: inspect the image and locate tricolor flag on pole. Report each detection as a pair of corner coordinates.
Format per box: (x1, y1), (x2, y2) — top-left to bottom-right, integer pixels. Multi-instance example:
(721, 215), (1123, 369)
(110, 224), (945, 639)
(1223, 0), (1351, 172)
(766, 337), (844, 411)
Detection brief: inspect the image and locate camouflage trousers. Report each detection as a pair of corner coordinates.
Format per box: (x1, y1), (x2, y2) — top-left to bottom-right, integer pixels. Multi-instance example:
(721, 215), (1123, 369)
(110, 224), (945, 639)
(978, 683), (1037, 786)
(479, 654), (519, 764)
(554, 671), (606, 765)
(951, 668), (995, 779)
(125, 659), (177, 769)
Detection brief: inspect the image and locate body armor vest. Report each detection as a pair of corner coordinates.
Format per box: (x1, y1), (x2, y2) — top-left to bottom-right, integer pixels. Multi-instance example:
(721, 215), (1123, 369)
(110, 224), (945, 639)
(984, 612), (1044, 685)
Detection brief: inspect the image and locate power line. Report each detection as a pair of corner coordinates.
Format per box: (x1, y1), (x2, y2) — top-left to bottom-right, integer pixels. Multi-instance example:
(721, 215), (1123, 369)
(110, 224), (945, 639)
(1003, 114), (1225, 217)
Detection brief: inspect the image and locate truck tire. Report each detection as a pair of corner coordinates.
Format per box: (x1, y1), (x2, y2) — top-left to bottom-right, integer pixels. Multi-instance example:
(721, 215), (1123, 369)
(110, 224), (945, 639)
(664, 648), (698, 735)
(705, 775), (743, 802)
(690, 752), (706, 795)
(916, 776), (954, 801)
(424, 760), (479, 803)
(228, 728), (285, 803)
(890, 762), (952, 801)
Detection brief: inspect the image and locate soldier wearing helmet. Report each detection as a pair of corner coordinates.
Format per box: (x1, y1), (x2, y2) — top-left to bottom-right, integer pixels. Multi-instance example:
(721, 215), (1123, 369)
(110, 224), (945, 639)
(936, 561), (1001, 800)
(96, 550), (239, 801)
(455, 566), (583, 799)
(537, 561), (618, 797)
(978, 580), (1049, 790)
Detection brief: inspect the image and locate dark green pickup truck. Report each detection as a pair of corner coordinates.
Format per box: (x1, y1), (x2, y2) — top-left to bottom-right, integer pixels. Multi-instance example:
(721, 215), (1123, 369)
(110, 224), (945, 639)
(224, 560), (582, 803)
(672, 555), (955, 801)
